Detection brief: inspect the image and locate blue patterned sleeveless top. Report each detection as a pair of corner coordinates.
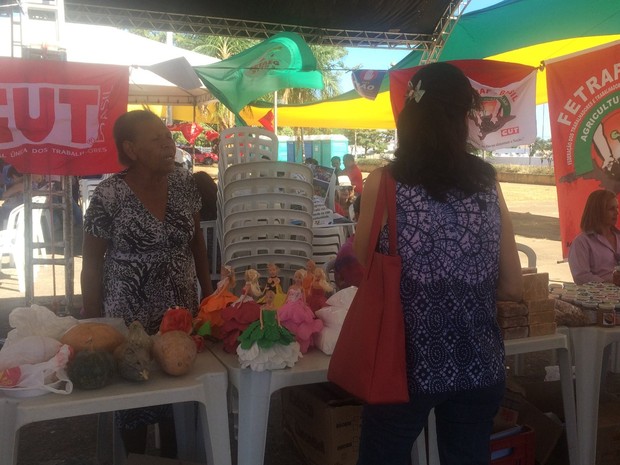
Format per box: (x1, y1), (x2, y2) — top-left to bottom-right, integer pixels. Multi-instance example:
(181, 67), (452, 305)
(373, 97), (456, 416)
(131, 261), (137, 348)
(379, 182), (505, 394)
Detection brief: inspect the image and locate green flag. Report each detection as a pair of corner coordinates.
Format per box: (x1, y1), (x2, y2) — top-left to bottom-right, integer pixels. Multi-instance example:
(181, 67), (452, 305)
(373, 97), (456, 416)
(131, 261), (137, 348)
(193, 32), (324, 118)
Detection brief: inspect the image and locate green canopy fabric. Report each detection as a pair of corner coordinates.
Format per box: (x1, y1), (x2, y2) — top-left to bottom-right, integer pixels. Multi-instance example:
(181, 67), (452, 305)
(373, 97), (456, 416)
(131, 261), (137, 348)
(243, 0), (620, 129)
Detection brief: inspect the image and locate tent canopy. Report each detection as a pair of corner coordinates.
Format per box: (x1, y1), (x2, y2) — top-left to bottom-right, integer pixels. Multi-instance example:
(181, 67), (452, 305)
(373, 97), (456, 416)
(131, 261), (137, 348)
(242, 0), (620, 129)
(65, 0), (455, 48)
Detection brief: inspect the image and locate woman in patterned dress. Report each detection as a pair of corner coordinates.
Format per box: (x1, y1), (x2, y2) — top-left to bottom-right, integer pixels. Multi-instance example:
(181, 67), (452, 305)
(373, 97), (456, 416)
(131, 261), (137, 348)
(353, 63), (523, 465)
(81, 110), (212, 457)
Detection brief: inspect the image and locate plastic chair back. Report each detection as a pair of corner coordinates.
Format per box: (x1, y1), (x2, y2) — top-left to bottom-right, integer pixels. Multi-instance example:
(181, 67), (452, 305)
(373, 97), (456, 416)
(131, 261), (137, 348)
(223, 161), (313, 185)
(218, 127), (278, 171)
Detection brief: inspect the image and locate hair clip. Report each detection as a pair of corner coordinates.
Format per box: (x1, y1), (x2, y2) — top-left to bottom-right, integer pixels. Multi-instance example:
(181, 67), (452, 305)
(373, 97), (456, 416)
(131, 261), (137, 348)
(412, 80), (425, 103)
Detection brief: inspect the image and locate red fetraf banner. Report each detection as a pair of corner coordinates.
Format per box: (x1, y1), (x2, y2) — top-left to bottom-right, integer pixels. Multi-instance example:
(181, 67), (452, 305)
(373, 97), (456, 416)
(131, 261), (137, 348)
(389, 60), (537, 151)
(0, 58), (128, 175)
(546, 41), (620, 257)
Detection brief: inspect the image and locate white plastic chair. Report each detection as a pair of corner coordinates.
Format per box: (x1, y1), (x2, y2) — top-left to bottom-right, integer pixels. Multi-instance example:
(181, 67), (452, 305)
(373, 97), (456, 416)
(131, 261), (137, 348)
(223, 177), (314, 200)
(0, 197), (47, 292)
(516, 242), (537, 269)
(218, 127), (279, 172)
(78, 178), (102, 217)
(224, 240), (313, 263)
(223, 225), (313, 248)
(223, 161), (313, 185)
(200, 220), (220, 281)
(224, 209), (314, 231)
(223, 193), (314, 217)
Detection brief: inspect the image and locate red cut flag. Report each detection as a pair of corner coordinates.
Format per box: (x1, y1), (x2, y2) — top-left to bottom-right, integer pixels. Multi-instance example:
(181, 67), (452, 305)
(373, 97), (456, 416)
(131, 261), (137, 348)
(389, 60), (537, 151)
(0, 58), (128, 175)
(258, 110), (275, 132)
(546, 41), (620, 257)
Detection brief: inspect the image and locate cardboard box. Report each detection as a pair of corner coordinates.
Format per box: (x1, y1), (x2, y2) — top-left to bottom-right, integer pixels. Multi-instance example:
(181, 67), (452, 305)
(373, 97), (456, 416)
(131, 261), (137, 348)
(497, 301), (529, 318)
(528, 311), (556, 325)
(525, 298), (556, 314)
(497, 315), (529, 329)
(522, 273), (549, 300)
(528, 322), (557, 337)
(126, 454), (205, 465)
(502, 390), (563, 465)
(281, 383), (362, 465)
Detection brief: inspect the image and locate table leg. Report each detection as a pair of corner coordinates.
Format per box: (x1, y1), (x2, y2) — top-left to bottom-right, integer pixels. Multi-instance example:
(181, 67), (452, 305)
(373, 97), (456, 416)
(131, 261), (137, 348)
(199, 374), (233, 465)
(0, 399), (19, 465)
(236, 370), (273, 465)
(571, 327), (605, 465)
(557, 347), (579, 465)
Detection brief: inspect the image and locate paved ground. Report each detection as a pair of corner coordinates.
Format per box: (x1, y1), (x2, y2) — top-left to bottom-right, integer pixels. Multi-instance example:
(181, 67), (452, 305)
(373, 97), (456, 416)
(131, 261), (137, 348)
(0, 180), (589, 465)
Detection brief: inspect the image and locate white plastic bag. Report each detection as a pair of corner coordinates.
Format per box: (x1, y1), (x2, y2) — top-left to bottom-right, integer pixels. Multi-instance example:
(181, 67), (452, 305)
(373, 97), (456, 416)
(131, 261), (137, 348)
(0, 345), (73, 397)
(0, 335), (63, 370)
(6, 305), (78, 343)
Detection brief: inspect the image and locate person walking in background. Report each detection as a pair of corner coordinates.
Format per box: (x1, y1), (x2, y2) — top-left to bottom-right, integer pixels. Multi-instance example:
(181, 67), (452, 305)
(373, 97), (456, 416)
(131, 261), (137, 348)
(342, 153), (364, 195)
(81, 110), (212, 458)
(568, 189), (620, 284)
(331, 156), (343, 180)
(353, 62), (522, 465)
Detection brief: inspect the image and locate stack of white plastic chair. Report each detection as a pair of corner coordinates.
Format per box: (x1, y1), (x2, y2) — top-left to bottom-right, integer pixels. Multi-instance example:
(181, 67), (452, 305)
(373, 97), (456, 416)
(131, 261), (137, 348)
(217, 128), (314, 287)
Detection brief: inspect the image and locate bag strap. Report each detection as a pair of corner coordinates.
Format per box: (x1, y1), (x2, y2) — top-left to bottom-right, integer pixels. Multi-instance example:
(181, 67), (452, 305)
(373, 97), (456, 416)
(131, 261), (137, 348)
(365, 168), (398, 259)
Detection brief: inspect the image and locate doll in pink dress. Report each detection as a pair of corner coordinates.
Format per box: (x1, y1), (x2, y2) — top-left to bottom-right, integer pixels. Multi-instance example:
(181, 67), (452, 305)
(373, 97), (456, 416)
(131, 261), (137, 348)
(306, 267), (333, 313)
(278, 269), (324, 353)
(195, 265), (237, 332)
(220, 269), (262, 353)
(258, 263), (287, 309)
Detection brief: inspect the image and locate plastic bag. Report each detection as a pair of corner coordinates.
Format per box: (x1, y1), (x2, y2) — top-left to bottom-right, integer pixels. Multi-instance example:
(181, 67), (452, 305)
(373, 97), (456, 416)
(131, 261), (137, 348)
(0, 345), (73, 397)
(6, 305), (78, 343)
(0, 335), (62, 370)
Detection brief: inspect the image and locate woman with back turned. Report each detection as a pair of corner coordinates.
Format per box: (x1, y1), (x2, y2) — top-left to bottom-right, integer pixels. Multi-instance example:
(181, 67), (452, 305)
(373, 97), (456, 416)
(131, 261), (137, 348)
(353, 62), (522, 465)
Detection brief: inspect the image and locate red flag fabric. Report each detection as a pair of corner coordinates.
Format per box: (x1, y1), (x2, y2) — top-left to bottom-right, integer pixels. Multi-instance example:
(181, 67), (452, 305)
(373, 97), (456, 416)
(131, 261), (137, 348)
(546, 42), (620, 257)
(168, 122), (204, 145)
(352, 69), (387, 100)
(0, 58), (128, 175)
(205, 130), (220, 142)
(258, 110), (275, 132)
(389, 60), (537, 151)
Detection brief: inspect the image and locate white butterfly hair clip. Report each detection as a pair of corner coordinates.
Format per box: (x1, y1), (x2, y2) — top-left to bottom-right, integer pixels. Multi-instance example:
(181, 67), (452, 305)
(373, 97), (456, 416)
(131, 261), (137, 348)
(406, 79), (426, 103)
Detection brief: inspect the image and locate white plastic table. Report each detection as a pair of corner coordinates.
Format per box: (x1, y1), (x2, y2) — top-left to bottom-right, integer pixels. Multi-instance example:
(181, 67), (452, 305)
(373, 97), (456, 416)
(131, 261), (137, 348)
(209, 345), (331, 465)
(568, 326), (620, 465)
(0, 350), (231, 465)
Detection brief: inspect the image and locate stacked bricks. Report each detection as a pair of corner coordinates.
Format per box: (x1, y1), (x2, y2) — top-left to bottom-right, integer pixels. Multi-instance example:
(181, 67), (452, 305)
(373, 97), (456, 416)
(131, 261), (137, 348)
(497, 300), (529, 340)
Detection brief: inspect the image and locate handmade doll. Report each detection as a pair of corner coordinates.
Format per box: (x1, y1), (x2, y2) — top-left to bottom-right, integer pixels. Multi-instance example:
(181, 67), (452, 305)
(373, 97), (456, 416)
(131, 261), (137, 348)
(258, 263), (287, 309)
(302, 260), (317, 298)
(306, 267), (333, 313)
(220, 269), (262, 353)
(236, 290), (302, 371)
(278, 269), (324, 353)
(195, 265), (237, 331)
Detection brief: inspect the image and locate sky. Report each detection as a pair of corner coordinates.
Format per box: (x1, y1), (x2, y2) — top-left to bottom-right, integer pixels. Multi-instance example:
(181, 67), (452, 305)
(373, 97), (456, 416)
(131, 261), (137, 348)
(339, 0), (551, 139)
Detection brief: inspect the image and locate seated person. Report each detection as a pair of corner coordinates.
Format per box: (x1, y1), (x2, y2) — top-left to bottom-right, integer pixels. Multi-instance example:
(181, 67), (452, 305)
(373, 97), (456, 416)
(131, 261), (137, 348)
(334, 195), (364, 289)
(193, 171), (217, 221)
(568, 189), (620, 284)
(334, 176), (355, 218)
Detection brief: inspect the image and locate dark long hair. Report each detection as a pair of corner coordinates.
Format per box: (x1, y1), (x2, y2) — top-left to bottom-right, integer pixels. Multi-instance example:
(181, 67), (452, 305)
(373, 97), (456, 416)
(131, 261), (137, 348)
(389, 62), (496, 200)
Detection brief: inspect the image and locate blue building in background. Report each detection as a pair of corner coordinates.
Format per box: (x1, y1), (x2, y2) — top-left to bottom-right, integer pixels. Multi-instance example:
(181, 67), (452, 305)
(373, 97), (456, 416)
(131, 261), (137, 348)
(277, 135), (349, 166)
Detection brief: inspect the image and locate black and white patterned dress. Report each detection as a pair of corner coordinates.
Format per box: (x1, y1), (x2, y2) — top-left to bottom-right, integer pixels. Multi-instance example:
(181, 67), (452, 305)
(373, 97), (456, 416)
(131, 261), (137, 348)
(83, 167), (201, 335)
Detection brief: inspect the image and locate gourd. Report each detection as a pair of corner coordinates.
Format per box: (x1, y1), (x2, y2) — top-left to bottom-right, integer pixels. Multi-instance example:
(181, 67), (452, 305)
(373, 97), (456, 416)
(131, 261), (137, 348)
(67, 349), (116, 389)
(60, 323), (126, 353)
(113, 322), (152, 382)
(152, 330), (197, 376)
(114, 343), (151, 382)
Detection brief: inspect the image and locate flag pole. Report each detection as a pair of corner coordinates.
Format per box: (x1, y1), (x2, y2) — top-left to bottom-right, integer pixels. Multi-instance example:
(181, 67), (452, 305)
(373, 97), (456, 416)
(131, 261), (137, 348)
(274, 90), (278, 135)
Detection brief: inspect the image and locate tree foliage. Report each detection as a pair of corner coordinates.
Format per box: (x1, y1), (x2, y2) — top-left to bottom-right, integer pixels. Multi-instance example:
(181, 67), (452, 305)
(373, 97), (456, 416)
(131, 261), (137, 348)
(342, 129), (393, 155)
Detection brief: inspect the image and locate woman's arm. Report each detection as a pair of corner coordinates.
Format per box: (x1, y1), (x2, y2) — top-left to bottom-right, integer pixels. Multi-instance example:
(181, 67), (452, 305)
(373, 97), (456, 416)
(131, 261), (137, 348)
(353, 168), (385, 266)
(496, 183), (523, 301)
(191, 213), (213, 299)
(80, 232), (108, 318)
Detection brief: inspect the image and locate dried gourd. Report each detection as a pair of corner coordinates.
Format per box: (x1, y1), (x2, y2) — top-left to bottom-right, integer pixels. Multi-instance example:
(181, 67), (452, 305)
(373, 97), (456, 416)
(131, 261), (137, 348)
(68, 349), (116, 389)
(152, 330), (197, 376)
(114, 343), (151, 382)
(60, 322), (125, 353)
